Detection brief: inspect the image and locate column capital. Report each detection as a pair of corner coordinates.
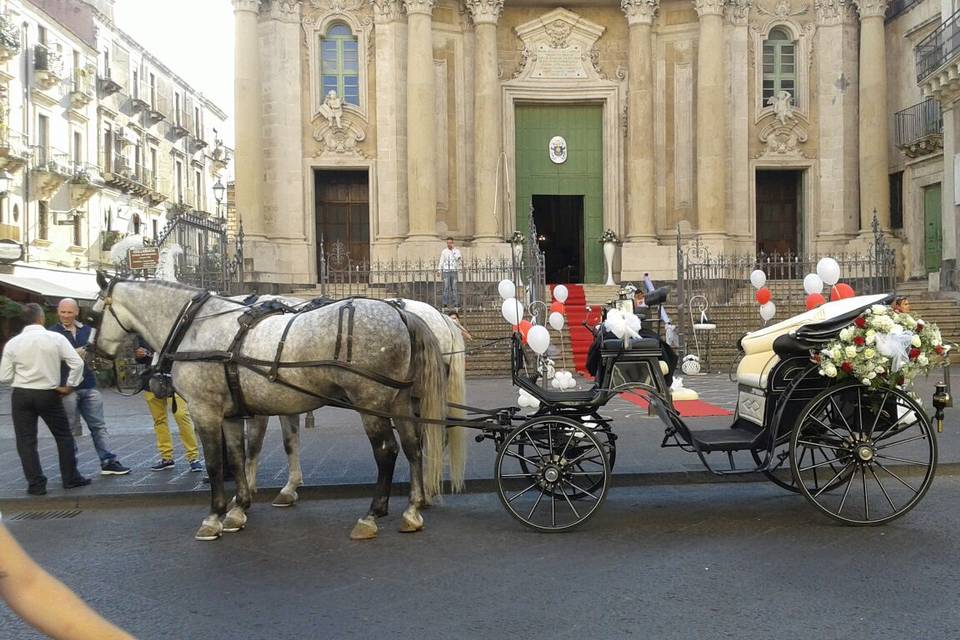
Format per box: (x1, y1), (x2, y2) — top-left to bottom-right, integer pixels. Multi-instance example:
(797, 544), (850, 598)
(402, 0), (435, 16)
(371, 0), (403, 23)
(726, 0), (751, 24)
(621, 0), (659, 26)
(233, 0), (261, 13)
(814, 0), (855, 25)
(693, 0), (725, 18)
(465, 0), (503, 25)
(853, 0), (887, 19)
(264, 0), (301, 22)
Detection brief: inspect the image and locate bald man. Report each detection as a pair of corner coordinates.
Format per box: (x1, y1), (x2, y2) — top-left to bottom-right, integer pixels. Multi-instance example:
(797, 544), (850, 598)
(48, 298), (130, 476)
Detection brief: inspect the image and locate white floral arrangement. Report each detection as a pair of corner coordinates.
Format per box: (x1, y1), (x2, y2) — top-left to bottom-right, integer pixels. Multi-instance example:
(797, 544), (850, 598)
(599, 229), (620, 244)
(509, 231), (525, 245)
(817, 304), (951, 389)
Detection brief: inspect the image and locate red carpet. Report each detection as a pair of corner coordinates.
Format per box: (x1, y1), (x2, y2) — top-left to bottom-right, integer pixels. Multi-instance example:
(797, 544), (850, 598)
(556, 284), (602, 373)
(619, 389), (733, 417)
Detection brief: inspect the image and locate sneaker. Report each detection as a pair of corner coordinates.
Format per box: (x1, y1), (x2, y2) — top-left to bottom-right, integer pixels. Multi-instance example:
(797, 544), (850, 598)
(150, 459), (175, 471)
(100, 460), (131, 476)
(189, 460), (204, 473)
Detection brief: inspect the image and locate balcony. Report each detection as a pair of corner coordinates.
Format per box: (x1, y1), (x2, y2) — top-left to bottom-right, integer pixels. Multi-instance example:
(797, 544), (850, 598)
(0, 14), (21, 63)
(895, 99), (943, 157)
(34, 44), (64, 90)
(0, 127), (30, 172)
(97, 67), (122, 96)
(69, 162), (103, 208)
(30, 147), (71, 200)
(102, 154), (135, 190)
(190, 133), (208, 153)
(69, 67), (95, 109)
(170, 120), (189, 140)
(128, 164), (152, 197)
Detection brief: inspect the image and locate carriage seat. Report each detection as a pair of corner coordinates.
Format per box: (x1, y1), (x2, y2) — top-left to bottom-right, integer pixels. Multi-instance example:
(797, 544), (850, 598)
(736, 351), (780, 389)
(601, 337), (660, 352)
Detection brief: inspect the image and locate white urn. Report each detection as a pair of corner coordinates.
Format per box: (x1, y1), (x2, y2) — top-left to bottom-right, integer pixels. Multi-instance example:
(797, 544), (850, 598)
(603, 241), (616, 286)
(512, 241), (524, 286)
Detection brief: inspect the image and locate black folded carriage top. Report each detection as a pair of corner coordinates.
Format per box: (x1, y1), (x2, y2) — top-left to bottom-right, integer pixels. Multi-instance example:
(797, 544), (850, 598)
(772, 293), (896, 358)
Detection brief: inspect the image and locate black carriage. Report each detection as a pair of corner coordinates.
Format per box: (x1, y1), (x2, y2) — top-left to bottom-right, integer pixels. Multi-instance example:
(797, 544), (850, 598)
(479, 293), (949, 532)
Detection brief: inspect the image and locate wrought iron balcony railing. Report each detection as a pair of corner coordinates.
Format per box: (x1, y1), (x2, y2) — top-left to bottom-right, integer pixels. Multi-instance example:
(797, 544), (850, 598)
(0, 13), (20, 52)
(895, 99), (943, 154)
(34, 43), (63, 75)
(917, 8), (960, 82)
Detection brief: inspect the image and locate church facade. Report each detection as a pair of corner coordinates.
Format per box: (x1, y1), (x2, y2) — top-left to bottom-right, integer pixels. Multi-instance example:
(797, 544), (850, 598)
(232, 0), (946, 286)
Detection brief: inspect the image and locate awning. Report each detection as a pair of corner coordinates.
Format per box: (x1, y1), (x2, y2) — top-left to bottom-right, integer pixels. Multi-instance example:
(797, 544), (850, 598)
(0, 268), (100, 302)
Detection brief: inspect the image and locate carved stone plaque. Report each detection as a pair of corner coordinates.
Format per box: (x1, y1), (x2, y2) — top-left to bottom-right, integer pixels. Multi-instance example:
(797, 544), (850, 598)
(513, 8), (605, 82)
(533, 44), (586, 79)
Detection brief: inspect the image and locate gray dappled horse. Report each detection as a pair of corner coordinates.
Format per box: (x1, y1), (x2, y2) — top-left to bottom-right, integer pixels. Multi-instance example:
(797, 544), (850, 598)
(90, 274), (447, 541)
(240, 297), (467, 512)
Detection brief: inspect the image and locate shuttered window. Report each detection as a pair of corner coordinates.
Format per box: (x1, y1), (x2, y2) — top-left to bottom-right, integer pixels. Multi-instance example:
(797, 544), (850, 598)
(320, 23), (359, 106)
(762, 28), (796, 104)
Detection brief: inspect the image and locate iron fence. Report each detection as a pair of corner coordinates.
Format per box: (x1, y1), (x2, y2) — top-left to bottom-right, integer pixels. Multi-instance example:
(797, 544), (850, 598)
(895, 99), (942, 148)
(676, 214), (897, 369)
(154, 210), (243, 294)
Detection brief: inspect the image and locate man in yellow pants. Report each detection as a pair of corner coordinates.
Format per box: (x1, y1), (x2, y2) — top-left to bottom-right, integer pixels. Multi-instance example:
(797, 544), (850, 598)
(135, 340), (203, 473)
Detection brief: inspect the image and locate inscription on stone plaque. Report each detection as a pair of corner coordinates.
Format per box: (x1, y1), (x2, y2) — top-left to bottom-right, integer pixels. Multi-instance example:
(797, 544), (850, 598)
(532, 44), (586, 79)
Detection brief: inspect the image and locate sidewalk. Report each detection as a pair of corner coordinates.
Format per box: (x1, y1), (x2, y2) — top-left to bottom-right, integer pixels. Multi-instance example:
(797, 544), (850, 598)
(1, 372), (956, 507)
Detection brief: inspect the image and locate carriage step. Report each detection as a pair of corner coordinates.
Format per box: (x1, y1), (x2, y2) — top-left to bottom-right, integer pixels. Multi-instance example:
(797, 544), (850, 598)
(689, 428), (762, 452)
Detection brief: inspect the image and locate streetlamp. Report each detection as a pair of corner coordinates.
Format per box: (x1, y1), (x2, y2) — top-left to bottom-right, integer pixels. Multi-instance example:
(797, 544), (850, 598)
(213, 178), (225, 218)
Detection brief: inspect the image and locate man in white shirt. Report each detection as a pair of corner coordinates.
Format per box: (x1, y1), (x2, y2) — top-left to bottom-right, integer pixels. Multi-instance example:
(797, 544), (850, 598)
(438, 236), (462, 311)
(0, 303), (90, 495)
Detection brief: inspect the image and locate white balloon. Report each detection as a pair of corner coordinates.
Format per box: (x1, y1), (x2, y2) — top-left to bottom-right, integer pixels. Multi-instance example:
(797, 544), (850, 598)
(497, 279), (516, 300)
(551, 378), (561, 389)
(625, 313), (641, 334)
(816, 257), (841, 286)
(803, 273), (824, 295)
(760, 301), (777, 321)
(604, 315), (626, 339)
(527, 325), (551, 355)
(750, 269), (767, 290)
(548, 311), (565, 331)
(501, 298), (524, 325)
(553, 284), (569, 303)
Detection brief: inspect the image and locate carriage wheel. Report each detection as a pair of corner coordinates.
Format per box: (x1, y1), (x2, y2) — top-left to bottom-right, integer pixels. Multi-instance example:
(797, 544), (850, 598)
(496, 416), (610, 532)
(517, 421), (616, 498)
(789, 382), (937, 526)
(752, 434), (850, 495)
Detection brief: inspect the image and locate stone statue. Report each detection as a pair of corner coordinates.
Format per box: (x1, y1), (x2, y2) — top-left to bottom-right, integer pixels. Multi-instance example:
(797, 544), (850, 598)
(767, 90), (795, 127)
(320, 89), (345, 130)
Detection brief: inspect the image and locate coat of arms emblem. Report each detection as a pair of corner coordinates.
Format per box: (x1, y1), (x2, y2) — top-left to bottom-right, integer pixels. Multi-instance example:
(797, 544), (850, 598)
(548, 136), (567, 164)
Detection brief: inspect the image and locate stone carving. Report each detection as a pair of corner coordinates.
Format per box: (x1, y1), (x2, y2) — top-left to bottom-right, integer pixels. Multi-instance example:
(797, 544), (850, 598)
(853, 0), (888, 18)
(767, 90), (795, 126)
(755, 0), (806, 18)
(621, 0), (659, 26)
(814, 0), (853, 24)
(513, 8), (606, 82)
(512, 46), (533, 79)
(589, 44), (606, 79)
(313, 118), (368, 157)
(727, 0), (751, 24)
(312, 0), (366, 11)
(544, 19), (574, 48)
(267, 0), (302, 20)
(464, 0), (503, 25)
(401, 0), (434, 16)
(756, 106), (809, 159)
(370, 0), (402, 22)
(320, 90), (345, 129)
(693, 0), (726, 17)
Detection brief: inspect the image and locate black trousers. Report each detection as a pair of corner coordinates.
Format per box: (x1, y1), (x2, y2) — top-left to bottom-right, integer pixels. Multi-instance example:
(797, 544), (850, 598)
(12, 388), (81, 489)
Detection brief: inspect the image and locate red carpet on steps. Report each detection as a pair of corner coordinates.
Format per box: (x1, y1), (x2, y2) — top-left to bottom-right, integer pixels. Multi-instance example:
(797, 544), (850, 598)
(577, 372), (732, 418)
(555, 283), (602, 374)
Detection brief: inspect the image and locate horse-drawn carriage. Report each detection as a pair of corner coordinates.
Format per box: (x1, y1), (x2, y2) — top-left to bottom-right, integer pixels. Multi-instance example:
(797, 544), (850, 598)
(479, 292), (950, 532)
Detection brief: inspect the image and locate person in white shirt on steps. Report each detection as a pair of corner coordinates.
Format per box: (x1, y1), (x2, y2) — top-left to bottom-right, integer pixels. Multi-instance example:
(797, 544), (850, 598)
(0, 303), (90, 495)
(438, 236), (462, 311)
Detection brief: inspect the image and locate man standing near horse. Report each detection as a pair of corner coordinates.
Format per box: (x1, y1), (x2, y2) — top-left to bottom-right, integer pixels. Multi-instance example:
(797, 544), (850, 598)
(49, 298), (130, 476)
(0, 303), (91, 495)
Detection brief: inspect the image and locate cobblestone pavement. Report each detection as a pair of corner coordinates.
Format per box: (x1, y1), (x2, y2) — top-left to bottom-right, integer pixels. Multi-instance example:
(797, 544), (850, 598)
(1, 371), (957, 504)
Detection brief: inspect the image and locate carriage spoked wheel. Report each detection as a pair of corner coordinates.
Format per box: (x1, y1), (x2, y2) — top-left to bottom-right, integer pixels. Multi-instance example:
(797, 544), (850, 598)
(496, 416), (610, 532)
(789, 382), (937, 526)
(516, 418), (616, 499)
(753, 433), (850, 495)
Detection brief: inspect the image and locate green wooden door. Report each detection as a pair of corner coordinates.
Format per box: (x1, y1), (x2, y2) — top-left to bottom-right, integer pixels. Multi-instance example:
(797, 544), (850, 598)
(515, 105), (604, 283)
(923, 184), (942, 274)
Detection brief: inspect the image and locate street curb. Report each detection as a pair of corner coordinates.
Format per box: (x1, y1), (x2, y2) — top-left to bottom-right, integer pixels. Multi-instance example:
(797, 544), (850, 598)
(4, 462), (958, 511)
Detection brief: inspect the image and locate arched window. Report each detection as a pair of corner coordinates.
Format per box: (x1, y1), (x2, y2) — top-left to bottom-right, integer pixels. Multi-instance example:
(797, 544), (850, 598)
(762, 27), (796, 105)
(320, 23), (359, 106)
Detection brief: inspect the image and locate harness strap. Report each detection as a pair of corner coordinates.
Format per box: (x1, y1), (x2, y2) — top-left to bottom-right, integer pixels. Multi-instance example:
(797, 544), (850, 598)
(270, 312), (303, 381)
(333, 300), (355, 363)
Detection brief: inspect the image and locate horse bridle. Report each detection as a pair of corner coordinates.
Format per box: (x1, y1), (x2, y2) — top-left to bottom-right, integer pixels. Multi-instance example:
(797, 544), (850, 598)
(86, 275), (132, 361)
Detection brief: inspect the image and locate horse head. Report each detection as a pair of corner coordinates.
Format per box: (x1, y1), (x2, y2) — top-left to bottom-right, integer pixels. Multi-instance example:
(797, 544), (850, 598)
(87, 270), (131, 360)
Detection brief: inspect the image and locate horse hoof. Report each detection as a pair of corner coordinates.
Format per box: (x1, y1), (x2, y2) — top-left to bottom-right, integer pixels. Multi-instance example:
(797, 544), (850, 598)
(350, 517), (378, 540)
(272, 491), (298, 508)
(222, 507), (247, 533)
(398, 511), (424, 533)
(195, 518), (223, 542)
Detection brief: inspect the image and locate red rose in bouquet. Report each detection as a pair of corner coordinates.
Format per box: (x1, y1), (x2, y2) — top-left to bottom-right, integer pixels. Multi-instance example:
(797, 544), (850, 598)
(853, 336), (865, 346)
(854, 317), (866, 328)
(936, 345), (945, 355)
(909, 348), (921, 360)
(841, 362), (854, 374)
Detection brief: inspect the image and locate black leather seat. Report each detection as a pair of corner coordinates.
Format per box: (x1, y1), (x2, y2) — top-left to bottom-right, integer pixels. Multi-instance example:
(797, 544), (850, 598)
(772, 333), (814, 357)
(601, 337), (660, 352)
(794, 293), (894, 342)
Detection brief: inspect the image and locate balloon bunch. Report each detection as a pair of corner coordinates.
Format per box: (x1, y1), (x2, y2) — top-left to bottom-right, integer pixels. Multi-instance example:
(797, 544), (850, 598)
(517, 389), (541, 409)
(498, 279), (556, 356)
(550, 370), (576, 390)
(604, 307), (642, 340)
(750, 269), (776, 322)
(803, 258), (855, 310)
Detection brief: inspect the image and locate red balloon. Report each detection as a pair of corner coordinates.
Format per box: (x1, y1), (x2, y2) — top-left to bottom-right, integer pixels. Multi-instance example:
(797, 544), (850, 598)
(806, 293), (826, 310)
(549, 301), (566, 315)
(755, 287), (772, 305)
(518, 320), (533, 343)
(830, 283), (855, 301)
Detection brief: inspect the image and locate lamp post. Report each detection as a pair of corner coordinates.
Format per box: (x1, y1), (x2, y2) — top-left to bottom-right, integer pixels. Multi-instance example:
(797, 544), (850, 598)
(213, 178), (225, 218)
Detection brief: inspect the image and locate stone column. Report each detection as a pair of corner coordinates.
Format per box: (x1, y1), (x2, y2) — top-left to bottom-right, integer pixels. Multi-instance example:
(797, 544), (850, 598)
(694, 0), (726, 235)
(372, 0), (406, 256)
(233, 0), (264, 239)
(622, 0), (658, 241)
(726, 0), (751, 244)
(815, 0), (860, 241)
(403, 0), (438, 242)
(942, 106), (957, 269)
(854, 0), (890, 231)
(466, 0), (504, 244)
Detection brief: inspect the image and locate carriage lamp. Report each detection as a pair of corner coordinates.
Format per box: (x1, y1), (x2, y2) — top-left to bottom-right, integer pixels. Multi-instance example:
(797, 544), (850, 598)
(933, 381), (952, 434)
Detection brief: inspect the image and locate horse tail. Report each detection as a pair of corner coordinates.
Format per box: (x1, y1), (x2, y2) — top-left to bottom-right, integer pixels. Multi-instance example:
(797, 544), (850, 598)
(444, 316), (467, 493)
(404, 312), (448, 500)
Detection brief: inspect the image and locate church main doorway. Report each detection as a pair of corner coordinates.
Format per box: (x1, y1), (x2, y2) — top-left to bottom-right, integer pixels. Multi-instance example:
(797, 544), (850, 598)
(314, 169), (370, 278)
(532, 194), (584, 283)
(755, 169), (802, 256)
